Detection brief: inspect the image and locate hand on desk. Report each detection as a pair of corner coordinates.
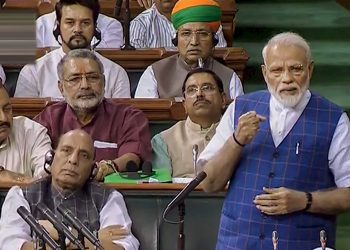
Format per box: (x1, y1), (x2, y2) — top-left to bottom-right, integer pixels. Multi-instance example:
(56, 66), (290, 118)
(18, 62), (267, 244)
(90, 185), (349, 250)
(0, 169), (33, 185)
(254, 187), (307, 215)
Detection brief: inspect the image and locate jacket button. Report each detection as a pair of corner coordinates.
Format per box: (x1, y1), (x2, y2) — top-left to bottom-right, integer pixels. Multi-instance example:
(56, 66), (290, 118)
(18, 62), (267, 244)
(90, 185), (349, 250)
(259, 234), (265, 240)
(273, 152), (279, 158)
(269, 172), (275, 178)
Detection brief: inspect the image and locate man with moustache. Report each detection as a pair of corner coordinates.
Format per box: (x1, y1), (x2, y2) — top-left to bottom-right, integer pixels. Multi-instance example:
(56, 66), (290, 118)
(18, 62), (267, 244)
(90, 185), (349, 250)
(34, 49), (152, 181)
(135, 0), (243, 99)
(37, 0), (124, 49)
(0, 129), (139, 250)
(152, 68), (226, 178)
(15, 0), (130, 98)
(198, 32), (350, 249)
(130, 0), (227, 49)
(0, 83), (52, 183)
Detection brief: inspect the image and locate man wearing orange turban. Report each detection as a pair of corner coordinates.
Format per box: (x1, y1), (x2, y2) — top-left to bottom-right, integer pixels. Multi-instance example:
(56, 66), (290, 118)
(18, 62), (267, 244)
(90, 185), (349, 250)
(135, 0), (243, 100)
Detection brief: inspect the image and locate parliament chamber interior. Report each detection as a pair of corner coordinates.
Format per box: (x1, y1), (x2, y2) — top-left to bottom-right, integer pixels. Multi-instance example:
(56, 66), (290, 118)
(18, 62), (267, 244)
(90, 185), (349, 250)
(0, 0), (350, 249)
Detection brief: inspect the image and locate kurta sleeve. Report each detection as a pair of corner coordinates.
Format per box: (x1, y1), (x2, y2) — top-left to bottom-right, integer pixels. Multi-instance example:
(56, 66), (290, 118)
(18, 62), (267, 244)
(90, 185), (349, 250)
(0, 186), (33, 250)
(99, 191), (139, 250)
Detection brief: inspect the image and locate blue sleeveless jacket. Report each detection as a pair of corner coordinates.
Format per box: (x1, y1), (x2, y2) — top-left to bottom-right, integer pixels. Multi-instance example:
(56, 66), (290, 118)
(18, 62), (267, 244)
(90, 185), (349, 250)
(217, 91), (343, 250)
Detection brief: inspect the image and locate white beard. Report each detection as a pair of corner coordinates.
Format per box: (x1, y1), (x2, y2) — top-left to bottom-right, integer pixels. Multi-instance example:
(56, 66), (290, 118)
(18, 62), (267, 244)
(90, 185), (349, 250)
(267, 81), (309, 108)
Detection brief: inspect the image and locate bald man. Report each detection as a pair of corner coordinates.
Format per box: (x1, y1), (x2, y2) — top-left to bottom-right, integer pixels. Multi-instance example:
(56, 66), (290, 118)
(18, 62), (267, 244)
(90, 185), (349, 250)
(0, 129), (139, 250)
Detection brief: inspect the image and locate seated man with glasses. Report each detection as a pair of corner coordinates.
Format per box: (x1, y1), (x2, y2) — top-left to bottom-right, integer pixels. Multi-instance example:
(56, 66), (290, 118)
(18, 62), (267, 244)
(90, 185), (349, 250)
(135, 0), (243, 99)
(151, 68), (226, 178)
(34, 49), (152, 181)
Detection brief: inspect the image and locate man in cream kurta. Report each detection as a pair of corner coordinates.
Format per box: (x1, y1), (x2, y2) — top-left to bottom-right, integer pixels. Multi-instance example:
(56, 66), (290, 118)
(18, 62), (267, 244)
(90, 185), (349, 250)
(151, 68), (234, 178)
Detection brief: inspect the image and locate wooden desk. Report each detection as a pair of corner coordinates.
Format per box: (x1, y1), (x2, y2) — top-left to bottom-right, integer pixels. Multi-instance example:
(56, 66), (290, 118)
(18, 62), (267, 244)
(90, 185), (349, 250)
(0, 182), (225, 250)
(4, 47), (249, 81)
(10, 98), (188, 121)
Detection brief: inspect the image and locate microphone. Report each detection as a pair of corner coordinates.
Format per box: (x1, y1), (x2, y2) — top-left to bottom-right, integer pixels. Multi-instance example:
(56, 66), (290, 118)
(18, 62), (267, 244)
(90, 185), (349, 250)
(57, 204), (104, 250)
(272, 230), (278, 250)
(198, 58), (204, 68)
(192, 145), (198, 176)
(17, 206), (61, 250)
(320, 230), (327, 250)
(164, 171), (207, 216)
(114, 0), (123, 18)
(37, 203), (85, 250)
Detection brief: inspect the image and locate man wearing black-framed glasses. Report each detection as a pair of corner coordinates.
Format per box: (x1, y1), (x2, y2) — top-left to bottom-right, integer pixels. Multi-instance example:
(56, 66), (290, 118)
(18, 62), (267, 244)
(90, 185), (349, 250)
(152, 68), (226, 179)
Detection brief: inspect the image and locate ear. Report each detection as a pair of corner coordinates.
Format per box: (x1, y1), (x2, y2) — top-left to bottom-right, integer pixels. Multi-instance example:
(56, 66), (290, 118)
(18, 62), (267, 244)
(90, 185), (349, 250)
(220, 92), (227, 110)
(308, 60), (314, 79)
(58, 80), (64, 94)
(182, 98), (188, 115)
(261, 64), (269, 84)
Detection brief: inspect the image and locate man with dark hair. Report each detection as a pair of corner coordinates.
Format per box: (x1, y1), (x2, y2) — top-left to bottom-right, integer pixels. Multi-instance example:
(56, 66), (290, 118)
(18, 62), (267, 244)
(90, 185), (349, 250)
(15, 0), (130, 98)
(135, 0), (242, 99)
(152, 68), (226, 178)
(0, 129), (139, 250)
(37, 0), (124, 49)
(34, 49), (152, 181)
(0, 83), (52, 183)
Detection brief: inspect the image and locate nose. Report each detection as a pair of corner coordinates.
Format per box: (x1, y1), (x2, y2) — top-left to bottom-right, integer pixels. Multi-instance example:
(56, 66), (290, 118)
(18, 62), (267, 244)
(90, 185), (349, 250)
(281, 69), (293, 84)
(73, 22), (83, 33)
(79, 75), (90, 89)
(190, 32), (200, 45)
(68, 149), (79, 166)
(0, 109), (8, 122)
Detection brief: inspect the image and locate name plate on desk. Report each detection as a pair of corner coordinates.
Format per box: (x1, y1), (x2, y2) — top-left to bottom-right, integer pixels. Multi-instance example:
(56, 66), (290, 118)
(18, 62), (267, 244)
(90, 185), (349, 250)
(104, 168), (172, 184)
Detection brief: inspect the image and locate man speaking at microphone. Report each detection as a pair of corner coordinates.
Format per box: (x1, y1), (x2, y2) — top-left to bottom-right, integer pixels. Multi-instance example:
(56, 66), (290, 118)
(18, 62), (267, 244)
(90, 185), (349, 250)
(198, 32), (350, 249)
(0, 129), (139, 250)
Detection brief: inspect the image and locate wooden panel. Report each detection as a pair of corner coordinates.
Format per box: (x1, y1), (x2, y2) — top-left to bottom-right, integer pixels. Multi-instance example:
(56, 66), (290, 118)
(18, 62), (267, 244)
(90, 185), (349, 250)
(10, 98), (187, 121)
(4, 47), (249, 81)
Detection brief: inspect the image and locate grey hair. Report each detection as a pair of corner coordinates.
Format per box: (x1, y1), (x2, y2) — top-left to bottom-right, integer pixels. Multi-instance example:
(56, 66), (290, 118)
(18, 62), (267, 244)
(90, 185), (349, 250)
(262, 32), (312, 64)
(57, 49), (104, 80)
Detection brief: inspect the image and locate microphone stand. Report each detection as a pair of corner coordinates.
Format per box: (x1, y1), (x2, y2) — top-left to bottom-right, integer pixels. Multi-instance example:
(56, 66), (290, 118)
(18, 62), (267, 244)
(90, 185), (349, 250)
(122, 0), (135, 50)
(177, 202), (185, 250)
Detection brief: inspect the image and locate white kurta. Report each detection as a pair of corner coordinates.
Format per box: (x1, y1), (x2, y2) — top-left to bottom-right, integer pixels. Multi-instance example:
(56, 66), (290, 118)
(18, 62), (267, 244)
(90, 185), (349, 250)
(198, 90), (350, 188)
(0, 186), (139, 250)
(0, 116), (52, 177)
(0, 64), (5, 83)
(15, 47), (130, 98)
(36, 12), (123, 49)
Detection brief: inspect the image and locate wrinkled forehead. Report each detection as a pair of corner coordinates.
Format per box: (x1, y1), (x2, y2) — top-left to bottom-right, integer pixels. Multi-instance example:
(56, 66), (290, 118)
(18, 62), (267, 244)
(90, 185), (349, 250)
(265, 44), (309, 65)
(186, 72), (216, 87)
(178, 22), (212, 32)
(63, 58), (101, 75)
(61, 4), (93, 20)
(58, 131), (94, 153)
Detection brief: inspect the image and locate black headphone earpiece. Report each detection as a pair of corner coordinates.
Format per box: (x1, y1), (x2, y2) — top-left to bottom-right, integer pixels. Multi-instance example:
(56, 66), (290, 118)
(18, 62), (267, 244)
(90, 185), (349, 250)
(172, 33), (219, 47)
(119, 161), (155, 180)
(44, 150), (97, 179)
(52, 22), (102, 48)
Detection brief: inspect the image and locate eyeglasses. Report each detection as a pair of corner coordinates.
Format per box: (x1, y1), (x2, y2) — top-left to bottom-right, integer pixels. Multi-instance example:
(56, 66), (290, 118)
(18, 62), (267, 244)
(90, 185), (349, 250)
(266, 64), (306, 77)
(63, 73), (102, 87)
(178, 30), (212, 41)
(185, 84), (217, 97)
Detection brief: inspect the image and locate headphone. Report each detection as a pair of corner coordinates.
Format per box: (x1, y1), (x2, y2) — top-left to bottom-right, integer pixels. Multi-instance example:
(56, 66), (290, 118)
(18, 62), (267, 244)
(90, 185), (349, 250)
(44, 150), (98, 179)
(53, 23), (102, 49)
(119, 161), (155, 180)
(172, 33), (219, 47)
